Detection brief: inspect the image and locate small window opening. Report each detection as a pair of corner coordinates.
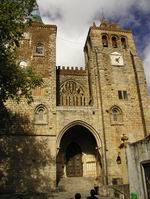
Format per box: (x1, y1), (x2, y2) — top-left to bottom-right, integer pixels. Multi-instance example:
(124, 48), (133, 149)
(111, 106), (123, 124)
(35, 43), (44, 55)
(102, 35), (108, 47)
(121, 38), (127, 49)
(112, 37), (117, 48)
(118, 91), (122, 99)
(112, 108), (119, 121)
(118, 90), (128, 100)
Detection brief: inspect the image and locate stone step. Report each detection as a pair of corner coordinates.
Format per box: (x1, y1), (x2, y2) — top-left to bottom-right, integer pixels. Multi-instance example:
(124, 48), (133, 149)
(56, 177), (121, 198)
(48, 192), (116, 199)
(0, 179), (126, 199)
(0, 192), (119, 199)
(58, 177), (95, 193)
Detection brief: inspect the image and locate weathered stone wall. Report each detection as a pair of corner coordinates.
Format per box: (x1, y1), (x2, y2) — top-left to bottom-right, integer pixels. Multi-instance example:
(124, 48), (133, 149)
(56, 67), (89, 106)
(127, 135), (150, 199)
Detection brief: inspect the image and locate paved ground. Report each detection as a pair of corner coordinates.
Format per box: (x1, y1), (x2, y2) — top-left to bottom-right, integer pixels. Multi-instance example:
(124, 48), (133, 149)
(0, 192), (115, 199)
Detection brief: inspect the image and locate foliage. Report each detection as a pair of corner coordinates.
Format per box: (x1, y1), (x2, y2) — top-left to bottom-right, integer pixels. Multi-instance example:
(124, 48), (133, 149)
(0, 0), (35, 48)
(0, 2), (51, 193)
(0, 110), (55, 193)
(0, 0), (42, 104)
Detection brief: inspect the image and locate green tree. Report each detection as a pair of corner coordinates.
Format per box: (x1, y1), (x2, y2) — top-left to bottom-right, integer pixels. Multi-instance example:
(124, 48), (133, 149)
(0, 0), (42, 104)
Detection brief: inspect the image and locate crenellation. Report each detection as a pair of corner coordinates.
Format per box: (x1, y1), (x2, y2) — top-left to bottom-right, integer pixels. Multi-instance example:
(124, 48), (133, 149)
(56, 65), (86, 76)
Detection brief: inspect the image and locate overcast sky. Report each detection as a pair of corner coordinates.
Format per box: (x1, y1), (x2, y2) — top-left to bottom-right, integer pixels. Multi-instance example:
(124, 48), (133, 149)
(37, 0), (150, 92)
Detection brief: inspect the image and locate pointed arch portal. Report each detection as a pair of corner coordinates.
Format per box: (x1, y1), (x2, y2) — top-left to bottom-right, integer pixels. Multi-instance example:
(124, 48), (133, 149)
(56, 122), (102, 183)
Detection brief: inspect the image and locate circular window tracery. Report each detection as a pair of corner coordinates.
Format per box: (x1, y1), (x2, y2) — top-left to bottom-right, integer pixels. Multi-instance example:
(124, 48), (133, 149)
(59, 80), (86, 106)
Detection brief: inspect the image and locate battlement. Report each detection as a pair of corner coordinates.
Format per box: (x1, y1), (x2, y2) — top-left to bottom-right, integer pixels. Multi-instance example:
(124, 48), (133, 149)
(57, 66), (85, 70)
(56, 66), (87, 76)
(90, 18), (131, 32)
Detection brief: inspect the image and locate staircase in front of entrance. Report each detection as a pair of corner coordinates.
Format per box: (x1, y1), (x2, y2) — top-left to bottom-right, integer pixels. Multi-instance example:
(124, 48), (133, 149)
(58, 176), (94, 193)
(1, 178), (123, 199)
(54, 176), (95, 198)
(0, 177), (124, 199)
(48, 177), (119, 199)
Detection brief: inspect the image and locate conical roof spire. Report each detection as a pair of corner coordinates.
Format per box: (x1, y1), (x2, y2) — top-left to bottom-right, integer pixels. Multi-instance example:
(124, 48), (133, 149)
(30, 2), (43, 23)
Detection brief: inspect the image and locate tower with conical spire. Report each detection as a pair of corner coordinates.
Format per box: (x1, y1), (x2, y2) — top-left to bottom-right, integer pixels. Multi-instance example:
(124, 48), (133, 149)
(30, 2), (43, 23)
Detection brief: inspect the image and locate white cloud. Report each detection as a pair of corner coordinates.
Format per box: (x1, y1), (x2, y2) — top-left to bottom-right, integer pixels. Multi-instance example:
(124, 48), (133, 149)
(136, 0), (150, 11)
(37, 0), (150, 92)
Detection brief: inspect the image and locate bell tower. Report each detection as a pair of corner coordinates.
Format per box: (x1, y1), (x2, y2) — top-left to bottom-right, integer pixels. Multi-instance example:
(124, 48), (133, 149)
(84, 19), (150, 184)
(17, 3), (58, 188)
(18, 3), (57, 109)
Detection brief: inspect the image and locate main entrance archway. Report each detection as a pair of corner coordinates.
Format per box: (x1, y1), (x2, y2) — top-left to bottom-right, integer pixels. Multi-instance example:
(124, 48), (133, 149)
(56, 123), (102, 183)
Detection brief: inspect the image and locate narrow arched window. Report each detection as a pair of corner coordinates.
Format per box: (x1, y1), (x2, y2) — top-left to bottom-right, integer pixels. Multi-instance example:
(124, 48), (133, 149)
(112, 108), (119, 121)
(34, 104), (48, 124)
(34, 43), (44, 55)
(112, 37), (117, 48)
(121, 38), (127, 49)
(102, 35), (108, 47)
(110, 106), (123, 124)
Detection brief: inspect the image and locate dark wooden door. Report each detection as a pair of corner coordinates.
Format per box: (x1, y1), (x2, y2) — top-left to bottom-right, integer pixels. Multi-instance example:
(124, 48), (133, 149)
(66, 143), (83, 177)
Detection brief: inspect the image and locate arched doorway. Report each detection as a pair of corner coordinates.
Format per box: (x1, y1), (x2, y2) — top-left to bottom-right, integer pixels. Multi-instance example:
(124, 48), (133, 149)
(56, 124), (102, 184)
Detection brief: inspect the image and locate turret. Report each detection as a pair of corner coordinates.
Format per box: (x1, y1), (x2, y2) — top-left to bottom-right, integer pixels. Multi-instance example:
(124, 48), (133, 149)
(30, 2), (43, 23)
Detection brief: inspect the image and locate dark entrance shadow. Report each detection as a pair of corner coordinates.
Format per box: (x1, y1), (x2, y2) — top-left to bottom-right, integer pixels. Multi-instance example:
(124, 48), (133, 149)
(66, 142), (83, 177)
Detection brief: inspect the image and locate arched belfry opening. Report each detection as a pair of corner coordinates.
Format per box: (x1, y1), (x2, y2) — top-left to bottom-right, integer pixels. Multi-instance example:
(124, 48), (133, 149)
(56, 124), (102, 184)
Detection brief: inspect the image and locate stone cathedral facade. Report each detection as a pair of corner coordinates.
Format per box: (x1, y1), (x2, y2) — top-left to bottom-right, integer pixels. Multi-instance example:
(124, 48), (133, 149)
(2, 12), (150, 195)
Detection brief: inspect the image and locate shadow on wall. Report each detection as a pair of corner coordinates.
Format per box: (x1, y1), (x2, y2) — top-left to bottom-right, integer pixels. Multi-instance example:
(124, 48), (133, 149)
(0, 104), (55, 193)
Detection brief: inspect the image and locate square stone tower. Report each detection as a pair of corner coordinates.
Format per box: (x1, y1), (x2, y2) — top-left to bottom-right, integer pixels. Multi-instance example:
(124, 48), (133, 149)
(84, 19), (150, 185)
